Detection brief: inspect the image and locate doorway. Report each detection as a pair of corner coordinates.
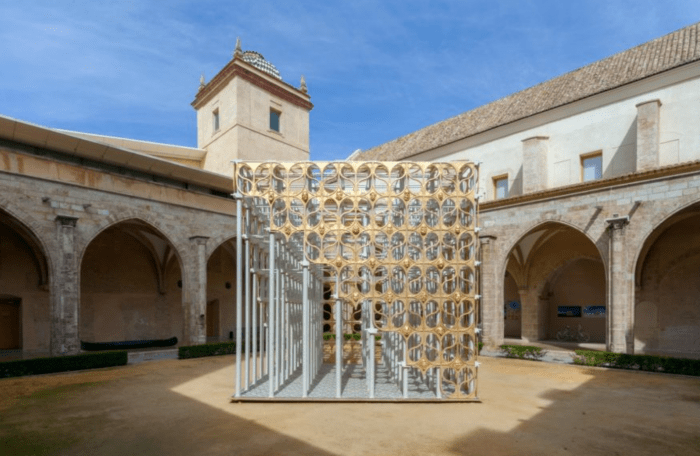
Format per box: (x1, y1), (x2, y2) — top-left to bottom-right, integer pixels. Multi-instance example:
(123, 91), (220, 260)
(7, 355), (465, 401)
(0, 297), (21, 349)
(207, 299), (220, 342)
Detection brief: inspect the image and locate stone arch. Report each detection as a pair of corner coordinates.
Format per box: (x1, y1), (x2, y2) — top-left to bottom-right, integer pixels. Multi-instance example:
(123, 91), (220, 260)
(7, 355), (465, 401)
(0, 204), (52, 353)
(79, 216), (184, 345)
(497, 218), (607, 284)
(633, 197), (700, 287)
(499, 220), (607, 343)
(78, 212), (185, 268)
(206, 234), (237, 262)
(0, 196), (54, 283)
(633, 198), (700, 358)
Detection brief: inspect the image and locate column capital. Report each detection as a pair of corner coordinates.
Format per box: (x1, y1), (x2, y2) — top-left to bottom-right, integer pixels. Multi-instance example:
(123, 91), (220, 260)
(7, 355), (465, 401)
(479, 234), (497, 244)
(605, 215), (629, 231)
(635, 98), (662, 108)
(521, 135), (549, 143)
(55, 215), (78, 227)
(189, 236), (209, 245)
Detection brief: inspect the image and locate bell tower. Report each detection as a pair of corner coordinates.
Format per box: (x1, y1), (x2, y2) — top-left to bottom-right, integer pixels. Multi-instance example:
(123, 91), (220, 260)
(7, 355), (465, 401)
(192, 38), (313, 176)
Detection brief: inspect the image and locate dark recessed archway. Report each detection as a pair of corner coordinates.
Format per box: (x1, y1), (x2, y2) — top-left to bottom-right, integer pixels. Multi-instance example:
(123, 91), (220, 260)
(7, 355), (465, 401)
(635, 202), (700, 359)
(502, 222), (606, 344)
(0, 210), (51, 353)
(80, 219), (182, 344)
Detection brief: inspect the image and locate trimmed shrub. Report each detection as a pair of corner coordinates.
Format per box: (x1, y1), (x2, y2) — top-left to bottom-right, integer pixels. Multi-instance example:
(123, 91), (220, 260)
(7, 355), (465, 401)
(0, 351), (128, 378)
(573, 350), (700, 376)
(478, 342), (484, 353)
(500, 345), (547, 361)
(178, 341), (239, 359)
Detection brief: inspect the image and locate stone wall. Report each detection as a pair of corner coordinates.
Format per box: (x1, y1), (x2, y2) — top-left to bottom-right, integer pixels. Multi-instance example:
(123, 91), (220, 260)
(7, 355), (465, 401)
(0, 144), (239, 356)
(479, 165), (700, 358)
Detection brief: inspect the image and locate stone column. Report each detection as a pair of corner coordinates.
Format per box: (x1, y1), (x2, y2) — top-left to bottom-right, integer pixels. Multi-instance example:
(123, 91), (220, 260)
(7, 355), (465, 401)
(636, 99), (661, 171)
(50, 215), (80, 356)
(185, 236), (208, 346)
(522, 136), (549, 194)
(479, 235), (503, 348)
(519, 288), (540, 342)
(605, 216), (633, 353)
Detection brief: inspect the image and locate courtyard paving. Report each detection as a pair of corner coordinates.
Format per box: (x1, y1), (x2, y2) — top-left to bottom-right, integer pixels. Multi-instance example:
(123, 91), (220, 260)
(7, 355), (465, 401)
(0, 355), (698, 455)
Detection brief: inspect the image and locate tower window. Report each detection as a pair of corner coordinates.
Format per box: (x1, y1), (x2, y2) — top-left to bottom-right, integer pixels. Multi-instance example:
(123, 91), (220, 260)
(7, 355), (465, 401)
(212, 109), (220, 132)
(270, 109), (281, 132)
(581, 152), (602, 182)
(493, 175), (509, 199)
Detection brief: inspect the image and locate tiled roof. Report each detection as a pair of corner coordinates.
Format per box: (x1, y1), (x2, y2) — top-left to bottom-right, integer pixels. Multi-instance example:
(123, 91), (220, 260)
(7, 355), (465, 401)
(356, 22), (700, 161)
(241, 51), (282, 80)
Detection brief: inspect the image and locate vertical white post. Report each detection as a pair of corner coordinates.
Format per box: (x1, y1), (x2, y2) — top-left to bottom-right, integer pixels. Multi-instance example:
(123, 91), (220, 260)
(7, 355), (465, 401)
(367, 327), (377, 399)
(435, 367), (441, 399)
(235, 195), (243, 398)
(268, 230), (275, 398)
(244, 225), (251, 391)
(335, 272), (342, 398)
(402, 339), (408, 399)
(302, 260), (310, 397)
(251, 255), (258, 383)
(276, 247), (282, 390)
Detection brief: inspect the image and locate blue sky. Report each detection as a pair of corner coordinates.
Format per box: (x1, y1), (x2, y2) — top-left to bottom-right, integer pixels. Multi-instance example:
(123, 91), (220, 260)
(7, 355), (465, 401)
(1, 1), (699, 161)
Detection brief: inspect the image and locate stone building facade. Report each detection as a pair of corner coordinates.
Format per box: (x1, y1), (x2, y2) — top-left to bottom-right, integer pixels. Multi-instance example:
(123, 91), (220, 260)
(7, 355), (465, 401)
(355, 22), (700, 359)
(3, 25), (700, 362)
(0, 42), (308, 357)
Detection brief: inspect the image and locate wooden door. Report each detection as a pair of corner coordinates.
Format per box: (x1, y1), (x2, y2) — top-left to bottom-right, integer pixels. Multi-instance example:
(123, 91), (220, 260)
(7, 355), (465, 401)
(0, 298), (20, 349)
(206, 299), (219, 339)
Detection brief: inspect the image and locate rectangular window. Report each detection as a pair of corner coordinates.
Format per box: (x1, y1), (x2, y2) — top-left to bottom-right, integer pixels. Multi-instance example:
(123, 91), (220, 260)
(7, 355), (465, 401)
(212, 109), (220, 132)
(581, 152), (602, 182)
(493, 175), (508, 199)
(270, 109), (281, 132)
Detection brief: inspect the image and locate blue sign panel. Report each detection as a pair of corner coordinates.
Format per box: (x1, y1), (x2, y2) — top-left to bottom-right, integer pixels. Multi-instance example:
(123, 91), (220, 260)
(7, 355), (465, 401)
(557, 306), (581, 318)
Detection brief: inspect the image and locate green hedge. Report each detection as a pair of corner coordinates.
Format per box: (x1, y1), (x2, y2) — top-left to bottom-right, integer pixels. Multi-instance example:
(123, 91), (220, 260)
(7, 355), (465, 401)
(574, 350), (700, 376)
(500, 345), (547, 361)
(323, 333), (381, 341)
(0, 351), (128, 378)
(178, 341), (239, 359)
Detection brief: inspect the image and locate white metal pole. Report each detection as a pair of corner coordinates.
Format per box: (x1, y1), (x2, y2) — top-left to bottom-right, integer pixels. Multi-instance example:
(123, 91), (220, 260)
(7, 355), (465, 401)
(435, 367), (441, 398)
(302, 260), (310, 397)
(235, 196), (243, 398)
(244, 228), (251, 391)
(251, 257), (258, 383)
(268, 230), (275, 398)
(335, 272), (342, 398)
(276, 246), (282, 390)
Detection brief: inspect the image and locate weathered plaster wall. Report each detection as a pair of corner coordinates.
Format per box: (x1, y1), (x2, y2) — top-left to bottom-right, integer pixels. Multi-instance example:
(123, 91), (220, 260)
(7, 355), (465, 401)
(408, 70), (700, 201)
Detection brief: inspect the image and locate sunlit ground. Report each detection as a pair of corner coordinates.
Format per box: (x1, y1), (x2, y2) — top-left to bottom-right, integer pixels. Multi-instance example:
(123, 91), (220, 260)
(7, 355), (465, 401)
(1, 355), (699, 455)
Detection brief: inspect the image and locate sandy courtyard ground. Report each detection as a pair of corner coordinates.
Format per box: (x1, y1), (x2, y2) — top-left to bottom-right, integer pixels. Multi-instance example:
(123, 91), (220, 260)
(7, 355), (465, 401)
(1, 355), (699, 455)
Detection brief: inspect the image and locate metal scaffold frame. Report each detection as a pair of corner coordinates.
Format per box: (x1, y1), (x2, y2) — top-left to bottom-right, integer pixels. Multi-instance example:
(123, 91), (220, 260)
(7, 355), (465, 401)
(232, 161), (480, 401)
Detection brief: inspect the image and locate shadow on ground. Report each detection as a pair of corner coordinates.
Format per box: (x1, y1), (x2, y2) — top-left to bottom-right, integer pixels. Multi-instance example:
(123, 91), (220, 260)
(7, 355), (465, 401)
(0, 356), (336, 455)
(1, 355), (699, 455)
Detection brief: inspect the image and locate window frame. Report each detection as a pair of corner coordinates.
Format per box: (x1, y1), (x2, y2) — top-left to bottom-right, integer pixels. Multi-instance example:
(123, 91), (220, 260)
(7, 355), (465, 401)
(492, 174), (509, 200)
(269, 108), (281, 133)
(580, 151), (603, 182)
(212, 108), (220, 133)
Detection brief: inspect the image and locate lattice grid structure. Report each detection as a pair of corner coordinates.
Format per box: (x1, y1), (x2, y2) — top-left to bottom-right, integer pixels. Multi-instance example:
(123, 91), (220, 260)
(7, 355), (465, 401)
(232, 161), (480, 401)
